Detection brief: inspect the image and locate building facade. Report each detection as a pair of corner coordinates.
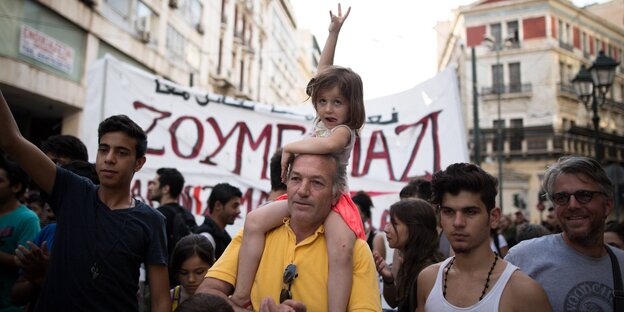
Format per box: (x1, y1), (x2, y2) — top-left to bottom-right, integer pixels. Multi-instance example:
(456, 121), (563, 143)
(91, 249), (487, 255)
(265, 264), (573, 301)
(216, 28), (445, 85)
(437, 0), (624, 221)
(0, 0), (318, 146)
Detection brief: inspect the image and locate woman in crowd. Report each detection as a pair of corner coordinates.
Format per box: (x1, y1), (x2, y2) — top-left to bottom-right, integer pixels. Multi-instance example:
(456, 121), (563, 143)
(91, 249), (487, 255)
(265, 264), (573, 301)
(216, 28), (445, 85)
(374, 199), (443, 312)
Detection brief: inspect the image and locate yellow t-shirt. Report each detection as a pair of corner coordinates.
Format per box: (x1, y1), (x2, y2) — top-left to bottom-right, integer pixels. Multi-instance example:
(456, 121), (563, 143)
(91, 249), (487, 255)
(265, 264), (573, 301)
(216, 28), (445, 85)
(206, 219), (381, 311)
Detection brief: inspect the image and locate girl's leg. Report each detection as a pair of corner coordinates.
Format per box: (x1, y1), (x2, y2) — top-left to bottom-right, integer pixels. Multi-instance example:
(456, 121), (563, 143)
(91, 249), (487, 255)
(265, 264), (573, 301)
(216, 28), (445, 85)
(231, 200), (290, 308)
(325, 210), (356, 312)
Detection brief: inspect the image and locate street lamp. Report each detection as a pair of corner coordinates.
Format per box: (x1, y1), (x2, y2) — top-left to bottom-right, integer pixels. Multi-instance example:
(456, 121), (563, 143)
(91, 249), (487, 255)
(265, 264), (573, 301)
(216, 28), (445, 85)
(484, 35), (516, 211)
(572, 51), (619, 162)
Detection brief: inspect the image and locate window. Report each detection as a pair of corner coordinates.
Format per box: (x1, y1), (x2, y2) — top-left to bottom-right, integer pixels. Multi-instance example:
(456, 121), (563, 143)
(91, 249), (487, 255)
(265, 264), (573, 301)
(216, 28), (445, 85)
(492, 64), (504, 94)
(558, 20), (563, 41)
(565, 23), (570, 43)
(582, 32), (587, 52)
(490, 23), (502, 45)
(510, 119), (523, 151)
(134, 1), (155, 42)
(493, 119), (505, 152)
(507, 21), (519, 47)
(508, 63), (521, 92)
(166, 25), (186, 60)
(107, 0), (131, 18)
(608, 44), (613, 57)
(177, 0), (203, 29)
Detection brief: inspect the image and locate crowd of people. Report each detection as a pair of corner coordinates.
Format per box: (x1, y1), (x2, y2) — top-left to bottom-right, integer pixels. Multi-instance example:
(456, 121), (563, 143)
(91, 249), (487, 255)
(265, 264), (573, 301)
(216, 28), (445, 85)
(1, 3), (624, 312)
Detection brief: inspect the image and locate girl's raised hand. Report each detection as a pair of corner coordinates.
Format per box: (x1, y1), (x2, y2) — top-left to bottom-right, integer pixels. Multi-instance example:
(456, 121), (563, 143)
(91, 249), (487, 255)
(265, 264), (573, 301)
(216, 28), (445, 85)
(328, 3), (351, 33)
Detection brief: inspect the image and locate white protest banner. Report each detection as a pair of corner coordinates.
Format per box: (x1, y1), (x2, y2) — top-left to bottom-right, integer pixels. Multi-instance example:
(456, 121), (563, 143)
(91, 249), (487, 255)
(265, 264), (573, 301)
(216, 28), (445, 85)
(82, 55), (468, 235)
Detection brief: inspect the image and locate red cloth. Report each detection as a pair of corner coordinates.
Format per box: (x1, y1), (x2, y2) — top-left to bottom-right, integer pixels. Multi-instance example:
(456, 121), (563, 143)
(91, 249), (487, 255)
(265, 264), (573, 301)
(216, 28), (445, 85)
(274, 193), (365, 240)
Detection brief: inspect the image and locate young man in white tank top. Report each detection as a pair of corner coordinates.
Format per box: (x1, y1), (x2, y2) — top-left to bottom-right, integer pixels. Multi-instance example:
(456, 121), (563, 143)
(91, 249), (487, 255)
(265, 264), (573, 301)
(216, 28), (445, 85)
(416, 163), (552, 312)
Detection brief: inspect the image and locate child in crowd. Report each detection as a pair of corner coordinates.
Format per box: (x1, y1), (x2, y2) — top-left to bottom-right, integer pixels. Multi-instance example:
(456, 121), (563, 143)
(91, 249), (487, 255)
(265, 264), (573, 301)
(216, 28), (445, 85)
(176, 293), (233, 312)
(170, 234), (215, 311)
(232, 4), (366, 311)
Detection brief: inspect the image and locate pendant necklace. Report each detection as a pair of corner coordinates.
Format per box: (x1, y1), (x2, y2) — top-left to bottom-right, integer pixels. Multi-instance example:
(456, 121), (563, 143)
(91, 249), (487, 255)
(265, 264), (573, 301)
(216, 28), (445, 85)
(443, 252), (498, 301)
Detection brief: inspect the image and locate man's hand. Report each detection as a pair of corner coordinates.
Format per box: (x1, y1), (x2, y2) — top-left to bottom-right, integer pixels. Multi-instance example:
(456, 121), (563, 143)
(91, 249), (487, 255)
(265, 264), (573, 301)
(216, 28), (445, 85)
(14, 241), (49, 285)
(259, 298), (306, 312)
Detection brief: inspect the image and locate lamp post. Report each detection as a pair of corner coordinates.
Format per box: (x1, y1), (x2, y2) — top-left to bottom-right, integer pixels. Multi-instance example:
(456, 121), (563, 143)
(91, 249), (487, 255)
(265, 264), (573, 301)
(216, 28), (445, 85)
(572, 51), (619, 162)
(484, 35), (515, 211)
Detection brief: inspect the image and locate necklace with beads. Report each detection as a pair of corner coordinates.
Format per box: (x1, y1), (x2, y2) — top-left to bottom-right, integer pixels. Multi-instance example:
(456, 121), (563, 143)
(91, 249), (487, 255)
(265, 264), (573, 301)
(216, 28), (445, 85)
(443, 252), (498, 301)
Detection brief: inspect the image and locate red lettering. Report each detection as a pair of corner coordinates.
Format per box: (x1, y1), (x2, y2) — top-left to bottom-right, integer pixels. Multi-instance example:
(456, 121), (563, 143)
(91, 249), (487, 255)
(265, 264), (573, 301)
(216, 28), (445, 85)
(379, 209), (390, 231)
(240, 188), (254, 215)
(170, 116), (204, 159)
(395, 111), (442, 181)
(130, 180), (147, 203)
(353, 130), (395, 180)
(180, 185), (194, 211)
(276, 124), (307, 148)
(133, 101), (172, 155)
(201, 118), (272, 176)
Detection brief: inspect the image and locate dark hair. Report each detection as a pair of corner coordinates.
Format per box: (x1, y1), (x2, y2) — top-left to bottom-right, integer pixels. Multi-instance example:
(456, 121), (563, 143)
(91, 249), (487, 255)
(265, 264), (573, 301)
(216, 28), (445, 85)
(515, 223), (550, 243)
(207, 183), (242, 213)
(176, 293), (234, 312)
(543, 156), (614, 202)
(431, 163), (498, 212)
(97, 115), (147, 159)
(0, 155), (29, 198)
(62, 161), (99, 184)
(26, 190), (45, 206)
(156, 168), (185, 198)
(270, 149), (286, 192)
(605, 221), (624, 243)
(399, 178), (432, 201)
(41, 134), (88, 162)
(389, 199), (443, 302)
(352, 191), (373, 220)
(170, 234), (215, 279)
(307, 66), (365, 133)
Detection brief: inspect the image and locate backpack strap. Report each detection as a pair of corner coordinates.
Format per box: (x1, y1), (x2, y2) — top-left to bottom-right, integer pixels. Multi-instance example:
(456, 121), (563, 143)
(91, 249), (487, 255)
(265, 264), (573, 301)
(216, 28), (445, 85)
(605, 244), (624, 312)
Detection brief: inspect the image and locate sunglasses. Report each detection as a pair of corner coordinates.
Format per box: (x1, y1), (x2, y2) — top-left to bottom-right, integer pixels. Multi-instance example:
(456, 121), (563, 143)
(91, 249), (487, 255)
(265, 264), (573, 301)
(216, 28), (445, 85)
(550, 190), (606, 206)
(279, 263), (298, 303)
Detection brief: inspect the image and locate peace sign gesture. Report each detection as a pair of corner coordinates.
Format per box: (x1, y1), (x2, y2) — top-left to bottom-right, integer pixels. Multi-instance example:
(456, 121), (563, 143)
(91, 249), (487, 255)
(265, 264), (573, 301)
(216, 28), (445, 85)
(328, 3), (351, 33)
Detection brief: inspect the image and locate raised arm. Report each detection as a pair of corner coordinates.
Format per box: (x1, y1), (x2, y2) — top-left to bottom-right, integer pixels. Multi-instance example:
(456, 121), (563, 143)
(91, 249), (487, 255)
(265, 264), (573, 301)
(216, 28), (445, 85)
(0, 90), (56, 194)
(317, 4), (351, 73)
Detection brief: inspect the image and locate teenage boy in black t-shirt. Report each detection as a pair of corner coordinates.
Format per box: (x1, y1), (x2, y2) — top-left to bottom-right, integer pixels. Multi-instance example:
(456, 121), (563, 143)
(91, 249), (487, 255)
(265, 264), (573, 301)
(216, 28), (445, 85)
(0, 90), (170, 312)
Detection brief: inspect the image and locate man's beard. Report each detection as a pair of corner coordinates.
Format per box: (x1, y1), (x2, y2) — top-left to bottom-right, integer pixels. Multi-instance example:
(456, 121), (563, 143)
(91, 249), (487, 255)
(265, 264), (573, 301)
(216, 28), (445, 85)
(561, 219), (604, 246)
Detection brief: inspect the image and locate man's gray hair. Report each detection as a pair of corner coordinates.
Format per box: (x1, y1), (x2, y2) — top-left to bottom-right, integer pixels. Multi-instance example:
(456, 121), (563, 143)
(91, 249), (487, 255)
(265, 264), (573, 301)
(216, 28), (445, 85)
(286, 153), (347, 197)
(542, 156), (614, 202)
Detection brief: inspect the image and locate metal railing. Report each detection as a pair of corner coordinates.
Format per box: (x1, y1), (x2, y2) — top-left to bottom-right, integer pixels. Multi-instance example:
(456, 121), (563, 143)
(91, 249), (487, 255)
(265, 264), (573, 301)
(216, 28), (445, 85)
(559, 41), (574, 52)
(481, 83), (532, 95)
(558, 82), (576, 95)
(468, 125), (624, 162)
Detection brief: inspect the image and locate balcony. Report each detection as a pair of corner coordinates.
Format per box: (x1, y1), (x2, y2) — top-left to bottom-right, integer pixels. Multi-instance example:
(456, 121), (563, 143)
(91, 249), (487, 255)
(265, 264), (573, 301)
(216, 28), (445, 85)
(468, 125), (624, 163)
(557, 82), (576, 95)
(559, 41), (574, 52)
(481, 83), (533, 100)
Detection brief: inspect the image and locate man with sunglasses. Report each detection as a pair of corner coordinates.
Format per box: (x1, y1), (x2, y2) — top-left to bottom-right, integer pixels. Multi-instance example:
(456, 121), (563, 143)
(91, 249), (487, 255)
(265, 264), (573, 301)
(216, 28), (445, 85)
(197, 153), (381, 311)
(506, 156), (624, 312)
